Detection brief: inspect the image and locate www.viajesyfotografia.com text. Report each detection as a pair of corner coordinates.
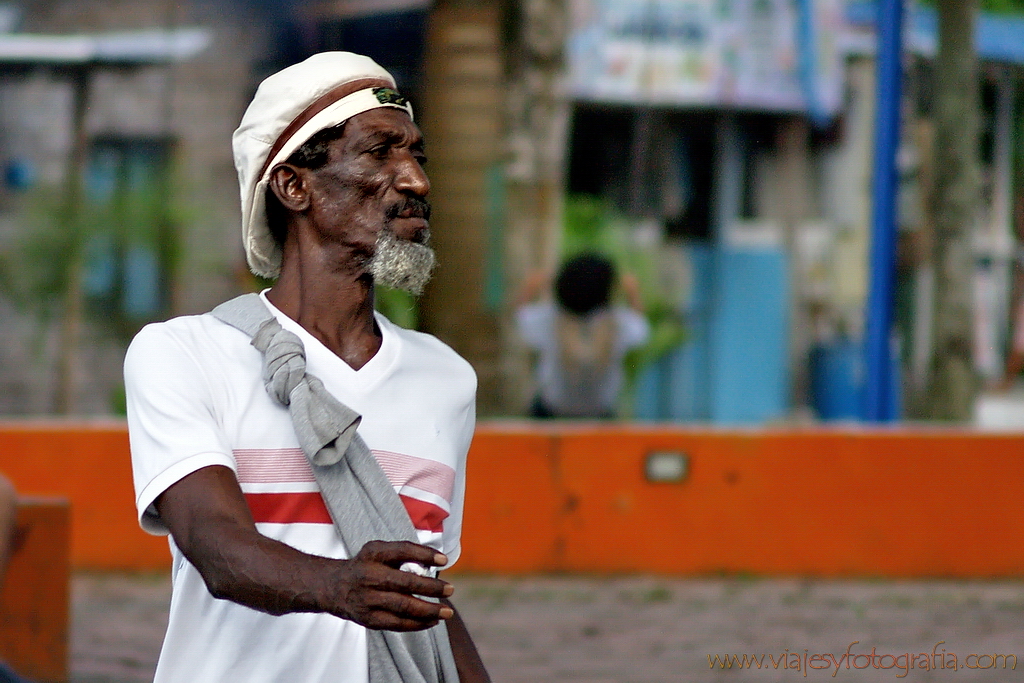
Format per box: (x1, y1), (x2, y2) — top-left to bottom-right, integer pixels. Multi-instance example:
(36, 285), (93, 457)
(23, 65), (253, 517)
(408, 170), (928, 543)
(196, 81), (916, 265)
(708, 642), (1017, 677)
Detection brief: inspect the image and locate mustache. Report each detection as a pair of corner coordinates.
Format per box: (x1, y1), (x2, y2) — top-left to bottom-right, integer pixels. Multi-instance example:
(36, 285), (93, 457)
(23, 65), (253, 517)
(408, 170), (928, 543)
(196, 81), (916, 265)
(385, 196), (432, 222)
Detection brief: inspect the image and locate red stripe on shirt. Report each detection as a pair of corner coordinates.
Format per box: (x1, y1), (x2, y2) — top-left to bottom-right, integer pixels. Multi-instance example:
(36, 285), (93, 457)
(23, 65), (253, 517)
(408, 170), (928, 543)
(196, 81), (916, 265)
(399, 495), (448, 533)
(245, 492), (333, 525)
(244, 491), (448, 533)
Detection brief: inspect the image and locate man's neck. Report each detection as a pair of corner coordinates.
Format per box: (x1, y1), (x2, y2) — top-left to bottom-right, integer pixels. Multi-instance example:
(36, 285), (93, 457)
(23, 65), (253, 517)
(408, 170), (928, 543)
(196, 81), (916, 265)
(266, 256), (382, 371)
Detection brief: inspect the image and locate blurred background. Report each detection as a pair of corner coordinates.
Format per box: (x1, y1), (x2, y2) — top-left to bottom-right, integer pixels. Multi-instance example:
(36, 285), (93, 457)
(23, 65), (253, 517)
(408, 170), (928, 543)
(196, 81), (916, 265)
(0, 0), (1022, 427)
(1, 2), (1024, 682)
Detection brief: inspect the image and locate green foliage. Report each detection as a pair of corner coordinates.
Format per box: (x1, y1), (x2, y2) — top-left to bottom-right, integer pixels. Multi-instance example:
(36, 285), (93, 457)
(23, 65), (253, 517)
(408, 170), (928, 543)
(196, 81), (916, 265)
(562, 194), (614, 257)
(983, 0), (1024, 12)
(0, 164), (185, 414)
(375, 285), (419, 329)
(1, 188), (93, 322)
(917, 0), (1024, 13)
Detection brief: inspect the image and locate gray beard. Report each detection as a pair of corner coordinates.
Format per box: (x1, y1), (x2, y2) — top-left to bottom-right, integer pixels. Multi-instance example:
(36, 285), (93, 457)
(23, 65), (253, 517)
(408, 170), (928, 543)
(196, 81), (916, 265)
(367, 226), (436, 296)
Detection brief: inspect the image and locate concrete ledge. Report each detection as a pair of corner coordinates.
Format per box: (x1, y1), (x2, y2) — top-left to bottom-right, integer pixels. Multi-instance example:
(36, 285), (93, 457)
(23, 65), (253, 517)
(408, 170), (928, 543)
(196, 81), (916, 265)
(1, 420), (1023, 577)
(459, 423), (1024, 576)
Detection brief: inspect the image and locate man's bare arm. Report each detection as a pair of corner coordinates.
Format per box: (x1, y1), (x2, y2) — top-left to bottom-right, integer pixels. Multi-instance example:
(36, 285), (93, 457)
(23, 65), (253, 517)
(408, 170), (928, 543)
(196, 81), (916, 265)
(155, 464), (453, 631)
(441, 596), (492, 683)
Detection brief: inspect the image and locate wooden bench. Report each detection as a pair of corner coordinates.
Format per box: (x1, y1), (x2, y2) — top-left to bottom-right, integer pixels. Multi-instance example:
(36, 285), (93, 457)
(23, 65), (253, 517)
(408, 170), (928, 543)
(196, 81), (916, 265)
(0, 497), (71, 683)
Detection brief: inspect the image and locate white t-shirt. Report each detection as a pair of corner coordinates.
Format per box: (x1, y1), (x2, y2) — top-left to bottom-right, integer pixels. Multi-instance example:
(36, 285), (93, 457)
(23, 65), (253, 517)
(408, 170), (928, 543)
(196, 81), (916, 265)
(516, 302), (649, 416)
(124, 293), (476, 683)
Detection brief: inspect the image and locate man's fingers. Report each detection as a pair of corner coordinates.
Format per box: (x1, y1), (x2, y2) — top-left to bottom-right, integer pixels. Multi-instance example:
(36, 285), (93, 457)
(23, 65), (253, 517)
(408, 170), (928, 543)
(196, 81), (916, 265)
(377, 591), (452, 620)
(353, 590), (454, 631)
(336, 541), (457, 629)
(364, 612), (442, 632)
(337, 559), (451, 605)
(365, 568), (451, 599)
(356, 540), (448, 569)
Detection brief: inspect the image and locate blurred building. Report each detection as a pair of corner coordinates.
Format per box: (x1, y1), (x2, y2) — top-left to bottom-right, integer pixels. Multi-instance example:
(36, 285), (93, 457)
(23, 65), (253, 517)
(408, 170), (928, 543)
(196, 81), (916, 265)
(0, 0), (266, 414)
(0, 0), (504, 415)
(0, 0), (1022, 422)
(552, 0), (1024, 423)
(560, 0), (849, 423)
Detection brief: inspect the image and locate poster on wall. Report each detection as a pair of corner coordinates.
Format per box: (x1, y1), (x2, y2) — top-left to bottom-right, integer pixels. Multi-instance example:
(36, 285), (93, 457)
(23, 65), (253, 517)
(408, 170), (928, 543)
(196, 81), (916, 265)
(567, 0), (846, 117)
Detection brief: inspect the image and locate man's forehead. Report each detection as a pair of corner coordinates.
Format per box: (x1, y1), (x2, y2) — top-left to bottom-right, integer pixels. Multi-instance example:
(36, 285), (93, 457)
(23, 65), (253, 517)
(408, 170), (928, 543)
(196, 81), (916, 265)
(340, 106), (422, 144)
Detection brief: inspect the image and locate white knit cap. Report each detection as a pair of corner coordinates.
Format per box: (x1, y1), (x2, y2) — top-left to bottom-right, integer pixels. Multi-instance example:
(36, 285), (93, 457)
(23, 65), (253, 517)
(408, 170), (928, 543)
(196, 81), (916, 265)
(232, 52), (414, 278)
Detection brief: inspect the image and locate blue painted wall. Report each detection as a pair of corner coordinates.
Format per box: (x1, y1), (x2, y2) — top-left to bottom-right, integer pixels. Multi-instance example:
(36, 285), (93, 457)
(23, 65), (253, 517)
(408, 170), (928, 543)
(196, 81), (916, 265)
(635, 244), (790, 424)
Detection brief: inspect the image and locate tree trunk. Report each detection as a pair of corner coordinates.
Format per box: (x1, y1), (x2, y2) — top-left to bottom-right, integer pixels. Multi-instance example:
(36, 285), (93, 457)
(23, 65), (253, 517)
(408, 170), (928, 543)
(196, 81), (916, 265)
(53, 67), (91, 415)
(926, 0), (981, 421)
(500, 0), (571, 413)
(418, 0), (507, 413)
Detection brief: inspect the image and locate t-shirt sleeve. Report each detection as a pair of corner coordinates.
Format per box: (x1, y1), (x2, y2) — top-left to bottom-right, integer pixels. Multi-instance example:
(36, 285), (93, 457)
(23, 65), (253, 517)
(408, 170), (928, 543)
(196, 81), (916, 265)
(124, 323), (236, 536)
(617, 307), (651, 351)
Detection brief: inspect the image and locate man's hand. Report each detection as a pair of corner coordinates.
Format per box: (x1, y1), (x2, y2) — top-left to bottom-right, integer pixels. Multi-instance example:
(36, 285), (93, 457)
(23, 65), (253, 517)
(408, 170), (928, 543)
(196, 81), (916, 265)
(332, 540), (454, 631)
(442, 594), (492, 683)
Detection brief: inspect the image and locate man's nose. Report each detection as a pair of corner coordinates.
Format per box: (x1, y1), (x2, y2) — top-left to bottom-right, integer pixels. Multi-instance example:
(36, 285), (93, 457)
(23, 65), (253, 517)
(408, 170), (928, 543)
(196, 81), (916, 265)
(395, 153), (430, 198)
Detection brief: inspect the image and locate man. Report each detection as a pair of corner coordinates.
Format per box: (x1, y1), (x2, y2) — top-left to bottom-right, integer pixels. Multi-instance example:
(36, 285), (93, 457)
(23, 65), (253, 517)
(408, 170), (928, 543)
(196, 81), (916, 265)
(124, 52), (490, 682)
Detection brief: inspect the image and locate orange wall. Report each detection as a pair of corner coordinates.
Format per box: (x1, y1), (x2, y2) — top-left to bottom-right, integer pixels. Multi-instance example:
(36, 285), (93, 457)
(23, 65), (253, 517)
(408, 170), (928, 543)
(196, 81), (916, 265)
(462, 424), (1024, 577)
(0, 422), (168, 571)
(2, 421), (1024, 577)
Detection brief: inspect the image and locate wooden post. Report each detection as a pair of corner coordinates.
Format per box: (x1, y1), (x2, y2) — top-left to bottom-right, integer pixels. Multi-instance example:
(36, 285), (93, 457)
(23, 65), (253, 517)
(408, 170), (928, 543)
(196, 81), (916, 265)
(0, 498), (71, 683)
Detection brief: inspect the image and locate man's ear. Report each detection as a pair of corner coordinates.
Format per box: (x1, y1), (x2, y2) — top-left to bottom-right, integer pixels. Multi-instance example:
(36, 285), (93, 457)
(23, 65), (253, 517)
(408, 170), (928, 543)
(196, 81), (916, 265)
(268, 164), (311, 213)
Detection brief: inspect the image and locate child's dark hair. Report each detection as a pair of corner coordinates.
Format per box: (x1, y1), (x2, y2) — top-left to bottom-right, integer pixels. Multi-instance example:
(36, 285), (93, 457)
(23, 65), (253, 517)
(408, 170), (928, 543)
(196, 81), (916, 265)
(555, 253), (615, 316)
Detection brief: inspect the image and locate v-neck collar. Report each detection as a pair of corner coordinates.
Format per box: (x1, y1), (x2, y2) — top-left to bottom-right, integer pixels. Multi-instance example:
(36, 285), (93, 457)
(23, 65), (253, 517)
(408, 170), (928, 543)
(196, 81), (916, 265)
(259, 290), (400, 390)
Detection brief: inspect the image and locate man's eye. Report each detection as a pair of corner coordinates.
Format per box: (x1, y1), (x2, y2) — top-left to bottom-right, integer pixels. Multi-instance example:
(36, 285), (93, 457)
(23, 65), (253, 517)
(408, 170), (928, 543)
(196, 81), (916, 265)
(367, 144), (390, 158)
(415, 153), (428, 166)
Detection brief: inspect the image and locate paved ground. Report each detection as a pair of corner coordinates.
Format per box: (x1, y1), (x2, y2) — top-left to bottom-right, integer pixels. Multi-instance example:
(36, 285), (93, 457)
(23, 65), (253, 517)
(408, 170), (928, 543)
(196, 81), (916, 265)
(68, 573), (1024, 682)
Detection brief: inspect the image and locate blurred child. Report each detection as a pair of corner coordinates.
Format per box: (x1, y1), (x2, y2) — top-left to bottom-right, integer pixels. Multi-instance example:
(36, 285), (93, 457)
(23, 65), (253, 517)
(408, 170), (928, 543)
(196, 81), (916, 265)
(515, 253), (649, 418)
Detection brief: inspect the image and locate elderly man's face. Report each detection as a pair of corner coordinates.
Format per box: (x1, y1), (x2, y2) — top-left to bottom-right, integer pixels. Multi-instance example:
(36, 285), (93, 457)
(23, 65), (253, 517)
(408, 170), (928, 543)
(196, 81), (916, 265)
(305, 106), (435, 294)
